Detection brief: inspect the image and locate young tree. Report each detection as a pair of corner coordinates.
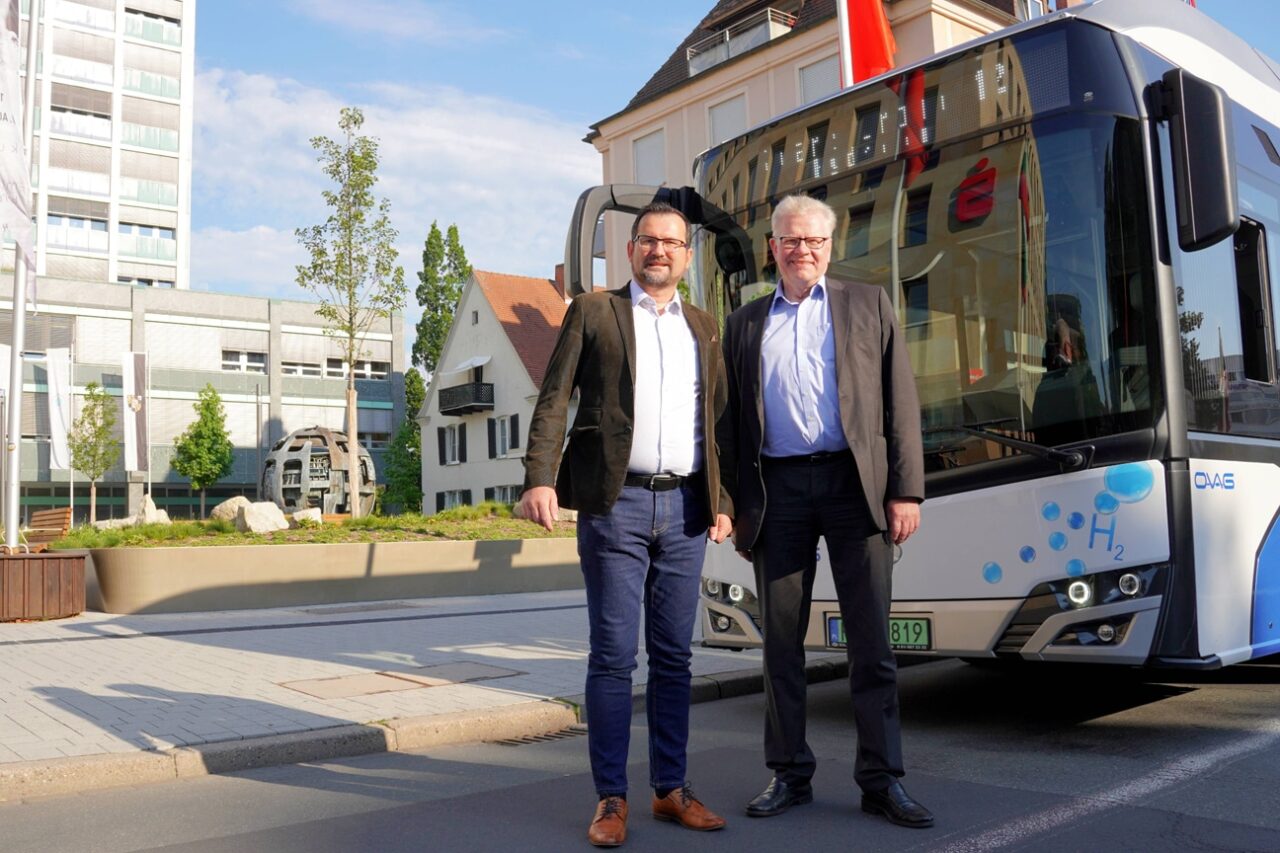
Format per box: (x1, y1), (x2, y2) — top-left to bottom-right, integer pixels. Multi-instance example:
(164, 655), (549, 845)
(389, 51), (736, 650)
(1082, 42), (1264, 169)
(296, 106), (406, 517)
(68, 382), (119, 525)
(382, 368), (425, 513)
(413, 221), (472, 373)
(171, 384), (234, 519)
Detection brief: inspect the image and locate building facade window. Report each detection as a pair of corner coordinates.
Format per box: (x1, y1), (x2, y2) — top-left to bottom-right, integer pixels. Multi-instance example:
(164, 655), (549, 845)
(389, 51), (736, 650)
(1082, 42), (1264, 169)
(222, 349), (266, 374)
(436, 488), (472, 511)
(326, 358), (390, 379)
(486, 484), (521, 504)
(633, 128), (666, 186)
(709, 94), (747, 145)
(360, 432), (390, 450)
(487, 413), (520, 458)
(281, 361), (322, 377)
(438, 422), (467, 465)
(799, 55), (840, 105)
(117, 276), (174, 288)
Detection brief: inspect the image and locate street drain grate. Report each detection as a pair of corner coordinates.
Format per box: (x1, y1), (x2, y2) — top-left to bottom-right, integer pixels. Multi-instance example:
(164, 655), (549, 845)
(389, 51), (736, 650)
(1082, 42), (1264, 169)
(491, 725), (588, 746)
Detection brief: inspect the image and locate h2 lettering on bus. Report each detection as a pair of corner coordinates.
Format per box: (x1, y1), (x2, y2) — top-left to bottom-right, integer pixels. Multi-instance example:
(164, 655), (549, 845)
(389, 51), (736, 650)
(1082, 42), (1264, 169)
(1193, 471), (1235, 490)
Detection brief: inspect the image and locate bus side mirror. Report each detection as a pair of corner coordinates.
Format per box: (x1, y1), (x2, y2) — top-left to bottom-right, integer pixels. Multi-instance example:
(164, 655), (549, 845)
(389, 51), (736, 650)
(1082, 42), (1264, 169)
(1160, 68), (1238, 252)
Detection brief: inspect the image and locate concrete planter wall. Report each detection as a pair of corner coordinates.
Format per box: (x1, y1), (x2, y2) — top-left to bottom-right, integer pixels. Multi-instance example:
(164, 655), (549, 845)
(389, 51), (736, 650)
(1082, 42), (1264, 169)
(1, 552), (87, 621)
(89, 539), (582, 614)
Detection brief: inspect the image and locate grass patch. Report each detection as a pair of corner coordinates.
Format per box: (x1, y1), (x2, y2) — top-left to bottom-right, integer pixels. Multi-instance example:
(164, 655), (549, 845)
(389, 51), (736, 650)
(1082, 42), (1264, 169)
(52, 502), (573, 549)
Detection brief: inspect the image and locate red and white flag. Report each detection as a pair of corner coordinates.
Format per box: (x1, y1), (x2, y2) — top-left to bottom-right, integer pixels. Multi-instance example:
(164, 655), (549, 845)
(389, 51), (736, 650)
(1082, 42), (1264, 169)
(836, 0), (897, 88)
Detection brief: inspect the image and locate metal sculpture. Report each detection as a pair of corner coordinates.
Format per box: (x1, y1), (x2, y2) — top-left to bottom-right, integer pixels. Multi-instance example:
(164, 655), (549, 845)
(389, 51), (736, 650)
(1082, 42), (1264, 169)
(260, 426), (376, 516)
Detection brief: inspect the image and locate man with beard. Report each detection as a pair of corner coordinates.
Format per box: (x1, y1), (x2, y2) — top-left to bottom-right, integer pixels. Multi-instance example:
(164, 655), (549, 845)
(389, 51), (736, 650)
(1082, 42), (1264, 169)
(520, 202), (732, 847)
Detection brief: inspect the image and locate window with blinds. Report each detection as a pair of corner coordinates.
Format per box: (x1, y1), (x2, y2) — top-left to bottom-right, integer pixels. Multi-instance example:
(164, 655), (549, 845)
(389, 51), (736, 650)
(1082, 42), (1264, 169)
(799, 55), (840, 106)
(633, 129), (666, 186)
(709, 94), (747, 146)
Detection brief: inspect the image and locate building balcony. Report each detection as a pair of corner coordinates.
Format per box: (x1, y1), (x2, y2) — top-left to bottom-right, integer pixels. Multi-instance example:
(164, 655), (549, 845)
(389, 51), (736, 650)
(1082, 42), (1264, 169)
(51, 55), (113, 86)
(117, 233), (177, 261)
(439, 382), (494, 416)
(52, 0), (114, 31)
(121, 121), (180, 152)
(123, 68), (180, 99)
(48, 109), (112, 142)
(124, 11), (182, 47)
(120, 176), (179, 205)
(686, 7), (797, 77)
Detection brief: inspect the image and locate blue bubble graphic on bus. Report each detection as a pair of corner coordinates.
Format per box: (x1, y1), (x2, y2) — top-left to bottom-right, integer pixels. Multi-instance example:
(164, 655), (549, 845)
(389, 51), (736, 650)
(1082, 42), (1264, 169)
(1068, 512), (1085, 529)
(1020, 546), (1036, 563)
(1094, 491), (1119, 514)
(1041, 502), (1061, 521)
(983, 562), (1003, 584)
(1066, 559), (1086, 577)
(1104, 463), (1154, 503)
(1049, 532), (1067, 551)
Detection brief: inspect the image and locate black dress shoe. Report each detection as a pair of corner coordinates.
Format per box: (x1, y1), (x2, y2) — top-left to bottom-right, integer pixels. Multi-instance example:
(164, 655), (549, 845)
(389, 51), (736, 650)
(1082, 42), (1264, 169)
(861, 781), (934, 828)
(745, 777), (813, 817)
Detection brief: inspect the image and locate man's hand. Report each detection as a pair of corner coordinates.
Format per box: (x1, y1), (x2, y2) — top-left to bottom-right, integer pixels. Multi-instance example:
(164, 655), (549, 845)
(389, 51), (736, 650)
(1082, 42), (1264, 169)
(709, 513), (732, 544)
(886, 498), (920, 545)
(517, 486), (560, 532)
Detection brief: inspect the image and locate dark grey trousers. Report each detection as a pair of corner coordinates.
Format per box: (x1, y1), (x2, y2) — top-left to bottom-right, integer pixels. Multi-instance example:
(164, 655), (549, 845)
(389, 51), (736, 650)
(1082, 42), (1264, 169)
(752, 452), (904, 792)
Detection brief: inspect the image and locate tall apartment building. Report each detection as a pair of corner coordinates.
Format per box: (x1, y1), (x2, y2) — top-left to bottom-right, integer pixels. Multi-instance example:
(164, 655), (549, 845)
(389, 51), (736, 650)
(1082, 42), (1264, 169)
(11, 0), (192, 289)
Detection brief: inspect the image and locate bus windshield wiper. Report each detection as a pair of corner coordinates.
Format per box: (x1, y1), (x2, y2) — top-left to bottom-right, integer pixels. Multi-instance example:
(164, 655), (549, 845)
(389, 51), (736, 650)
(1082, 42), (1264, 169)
(925, 419), (1092, 470)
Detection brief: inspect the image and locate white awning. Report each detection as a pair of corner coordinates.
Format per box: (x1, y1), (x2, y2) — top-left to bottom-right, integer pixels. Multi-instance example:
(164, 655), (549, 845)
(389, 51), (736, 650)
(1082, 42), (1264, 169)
(444, 355), (492, 374)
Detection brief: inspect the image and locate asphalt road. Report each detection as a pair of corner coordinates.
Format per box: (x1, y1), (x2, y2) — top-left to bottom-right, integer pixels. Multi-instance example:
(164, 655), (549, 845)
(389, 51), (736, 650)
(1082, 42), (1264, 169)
(4, 656), (1280, 853)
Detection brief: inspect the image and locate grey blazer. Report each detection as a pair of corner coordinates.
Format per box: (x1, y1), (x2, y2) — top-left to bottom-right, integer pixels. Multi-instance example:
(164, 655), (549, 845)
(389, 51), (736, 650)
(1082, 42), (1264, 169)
(522, 285), (731, 522)
(719, 278), (924, 549)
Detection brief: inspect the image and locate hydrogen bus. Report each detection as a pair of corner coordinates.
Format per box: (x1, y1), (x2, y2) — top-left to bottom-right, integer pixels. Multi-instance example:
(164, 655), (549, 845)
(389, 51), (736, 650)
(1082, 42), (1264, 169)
(563, 0), (1280, 668)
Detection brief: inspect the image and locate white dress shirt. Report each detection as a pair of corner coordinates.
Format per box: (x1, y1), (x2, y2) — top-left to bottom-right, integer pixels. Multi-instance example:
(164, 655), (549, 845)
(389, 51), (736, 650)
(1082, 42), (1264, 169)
(626, 280), (703, 476)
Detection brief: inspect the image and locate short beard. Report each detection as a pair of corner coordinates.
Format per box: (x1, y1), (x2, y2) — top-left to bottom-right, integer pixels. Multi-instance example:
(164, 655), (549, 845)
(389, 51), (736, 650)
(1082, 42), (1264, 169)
(636, 266), (671, 287)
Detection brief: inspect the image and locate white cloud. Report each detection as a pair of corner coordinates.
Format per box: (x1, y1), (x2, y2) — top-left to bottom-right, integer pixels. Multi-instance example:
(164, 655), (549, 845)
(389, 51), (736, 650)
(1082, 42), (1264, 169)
(287, 0), (509, 45)
(192, 67), (600, 310)
(190, 225), (305, 298)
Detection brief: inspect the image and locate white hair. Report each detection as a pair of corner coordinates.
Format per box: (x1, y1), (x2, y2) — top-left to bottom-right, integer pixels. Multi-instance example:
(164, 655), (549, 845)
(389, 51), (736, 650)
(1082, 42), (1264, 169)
(771, 194), (836, 237)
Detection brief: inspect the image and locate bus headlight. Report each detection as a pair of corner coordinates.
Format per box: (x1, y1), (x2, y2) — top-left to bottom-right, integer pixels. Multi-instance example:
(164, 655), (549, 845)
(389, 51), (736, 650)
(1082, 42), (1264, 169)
(1118, 573), (1140, 596)
(1067, 580), (1092, 607)
(728, 584), (745, 603)
(705, 579), (721, 597)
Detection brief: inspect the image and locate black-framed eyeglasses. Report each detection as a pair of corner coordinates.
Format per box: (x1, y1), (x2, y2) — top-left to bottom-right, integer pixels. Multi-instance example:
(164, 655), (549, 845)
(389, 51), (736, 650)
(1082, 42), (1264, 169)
(776, 236), (830, 251)
(634, 235), (688, 252)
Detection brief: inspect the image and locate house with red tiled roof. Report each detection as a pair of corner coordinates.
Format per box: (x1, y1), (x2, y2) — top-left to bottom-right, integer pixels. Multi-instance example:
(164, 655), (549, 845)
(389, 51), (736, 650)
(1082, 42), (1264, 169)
(417, 269), (569, 512)
(586, 0), (1086, 288)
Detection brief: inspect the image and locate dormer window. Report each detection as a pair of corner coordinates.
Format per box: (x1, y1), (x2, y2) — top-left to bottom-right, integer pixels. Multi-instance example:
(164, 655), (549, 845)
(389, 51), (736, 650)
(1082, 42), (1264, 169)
(687, 6), (798, 77)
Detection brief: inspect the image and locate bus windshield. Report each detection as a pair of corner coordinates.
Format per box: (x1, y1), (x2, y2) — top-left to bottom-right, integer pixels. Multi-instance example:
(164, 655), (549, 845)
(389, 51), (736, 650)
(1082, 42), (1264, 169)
(690, 24), (1158, 471)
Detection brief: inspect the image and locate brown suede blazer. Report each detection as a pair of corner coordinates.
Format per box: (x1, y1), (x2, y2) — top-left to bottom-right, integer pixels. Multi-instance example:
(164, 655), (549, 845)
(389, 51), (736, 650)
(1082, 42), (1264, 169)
(719, 278), (924, 549)
(522, 285), (732, 522)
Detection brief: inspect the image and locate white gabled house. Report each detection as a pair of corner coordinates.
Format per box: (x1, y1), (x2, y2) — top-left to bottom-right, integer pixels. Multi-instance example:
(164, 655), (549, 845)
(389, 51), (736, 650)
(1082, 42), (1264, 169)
(418, 269), (569, 512)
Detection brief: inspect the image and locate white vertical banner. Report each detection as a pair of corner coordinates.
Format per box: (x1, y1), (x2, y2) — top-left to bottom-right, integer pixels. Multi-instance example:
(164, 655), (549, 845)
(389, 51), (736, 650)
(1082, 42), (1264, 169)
(121, 351), (149, 472)
(47, 347), (71, 469)
(0, 0), (34, 299)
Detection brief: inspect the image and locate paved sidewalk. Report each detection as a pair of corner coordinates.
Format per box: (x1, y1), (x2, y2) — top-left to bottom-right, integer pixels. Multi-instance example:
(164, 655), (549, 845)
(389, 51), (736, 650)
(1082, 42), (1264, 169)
(0, 590), (844, 801)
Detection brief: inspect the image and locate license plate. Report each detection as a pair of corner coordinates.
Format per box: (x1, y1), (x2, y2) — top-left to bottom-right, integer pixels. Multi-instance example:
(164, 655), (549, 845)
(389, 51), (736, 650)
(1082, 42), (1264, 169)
(826, 614), (933, 651)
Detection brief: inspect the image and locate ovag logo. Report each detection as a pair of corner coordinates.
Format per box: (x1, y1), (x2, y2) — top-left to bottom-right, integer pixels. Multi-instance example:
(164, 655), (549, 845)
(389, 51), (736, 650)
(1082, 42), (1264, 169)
(1193, 471), (1236, 490)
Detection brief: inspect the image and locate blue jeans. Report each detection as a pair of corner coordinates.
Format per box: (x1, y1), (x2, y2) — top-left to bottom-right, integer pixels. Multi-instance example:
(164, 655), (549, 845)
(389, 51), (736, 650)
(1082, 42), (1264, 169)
(578, 482), (707, 796)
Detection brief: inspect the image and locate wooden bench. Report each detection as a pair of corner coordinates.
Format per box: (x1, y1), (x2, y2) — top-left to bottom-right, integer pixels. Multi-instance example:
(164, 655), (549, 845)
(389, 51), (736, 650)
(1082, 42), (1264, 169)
(21, 507), (73, 553)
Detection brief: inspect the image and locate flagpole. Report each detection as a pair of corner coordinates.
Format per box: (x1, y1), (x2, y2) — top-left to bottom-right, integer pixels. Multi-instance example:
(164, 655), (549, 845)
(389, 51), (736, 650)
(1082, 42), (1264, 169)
(4, 2), (40, 549)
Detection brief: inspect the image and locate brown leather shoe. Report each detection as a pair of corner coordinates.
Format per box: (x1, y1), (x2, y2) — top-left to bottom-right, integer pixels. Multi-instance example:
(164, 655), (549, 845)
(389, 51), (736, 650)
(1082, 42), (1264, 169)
(588, 796), (628, 847)
(652, 784), (726, 831)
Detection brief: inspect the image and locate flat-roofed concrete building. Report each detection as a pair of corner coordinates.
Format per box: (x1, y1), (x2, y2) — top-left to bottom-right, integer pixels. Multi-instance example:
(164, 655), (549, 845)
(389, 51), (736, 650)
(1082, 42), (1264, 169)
(6, 278), (405, 523)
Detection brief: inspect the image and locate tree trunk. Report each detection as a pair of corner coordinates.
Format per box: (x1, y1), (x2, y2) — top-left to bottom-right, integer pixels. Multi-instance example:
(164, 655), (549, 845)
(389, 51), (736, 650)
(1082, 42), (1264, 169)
(200, 489), (206, 519)
(89, 480), (97, 525)
(347, 382), (361, 518)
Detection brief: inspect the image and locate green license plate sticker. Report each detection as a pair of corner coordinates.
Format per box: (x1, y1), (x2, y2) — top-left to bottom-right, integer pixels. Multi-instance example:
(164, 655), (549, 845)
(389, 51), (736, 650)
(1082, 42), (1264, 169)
(826, 615), (932, 651)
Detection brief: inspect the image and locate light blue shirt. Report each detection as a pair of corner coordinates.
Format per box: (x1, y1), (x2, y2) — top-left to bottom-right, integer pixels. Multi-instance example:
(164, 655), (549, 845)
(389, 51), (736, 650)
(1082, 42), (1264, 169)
(760, 279), (848, 457)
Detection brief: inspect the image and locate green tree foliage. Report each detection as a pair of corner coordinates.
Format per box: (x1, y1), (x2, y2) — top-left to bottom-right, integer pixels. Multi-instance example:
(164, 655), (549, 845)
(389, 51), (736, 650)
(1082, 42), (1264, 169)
(382, 369), (426, 513)
(68, 382), (119, 525)
(413, 221), (472, 373)
(295, 106), (406, 517)
(172, 384), (234, 519)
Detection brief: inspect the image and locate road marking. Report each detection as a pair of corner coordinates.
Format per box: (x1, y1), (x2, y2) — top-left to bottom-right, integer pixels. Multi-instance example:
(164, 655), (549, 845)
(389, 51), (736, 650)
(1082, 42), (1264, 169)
(935, 719), (1280, 853)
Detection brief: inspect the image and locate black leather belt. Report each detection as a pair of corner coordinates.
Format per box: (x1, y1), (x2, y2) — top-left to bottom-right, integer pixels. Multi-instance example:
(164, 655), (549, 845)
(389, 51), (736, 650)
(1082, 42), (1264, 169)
(624, 471), (699, 491)
(762, 449), (852, 464)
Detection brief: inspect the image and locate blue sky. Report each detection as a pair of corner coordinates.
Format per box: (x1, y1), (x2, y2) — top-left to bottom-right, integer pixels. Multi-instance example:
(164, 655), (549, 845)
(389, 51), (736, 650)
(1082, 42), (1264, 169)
(188, 1), (1280, 327)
